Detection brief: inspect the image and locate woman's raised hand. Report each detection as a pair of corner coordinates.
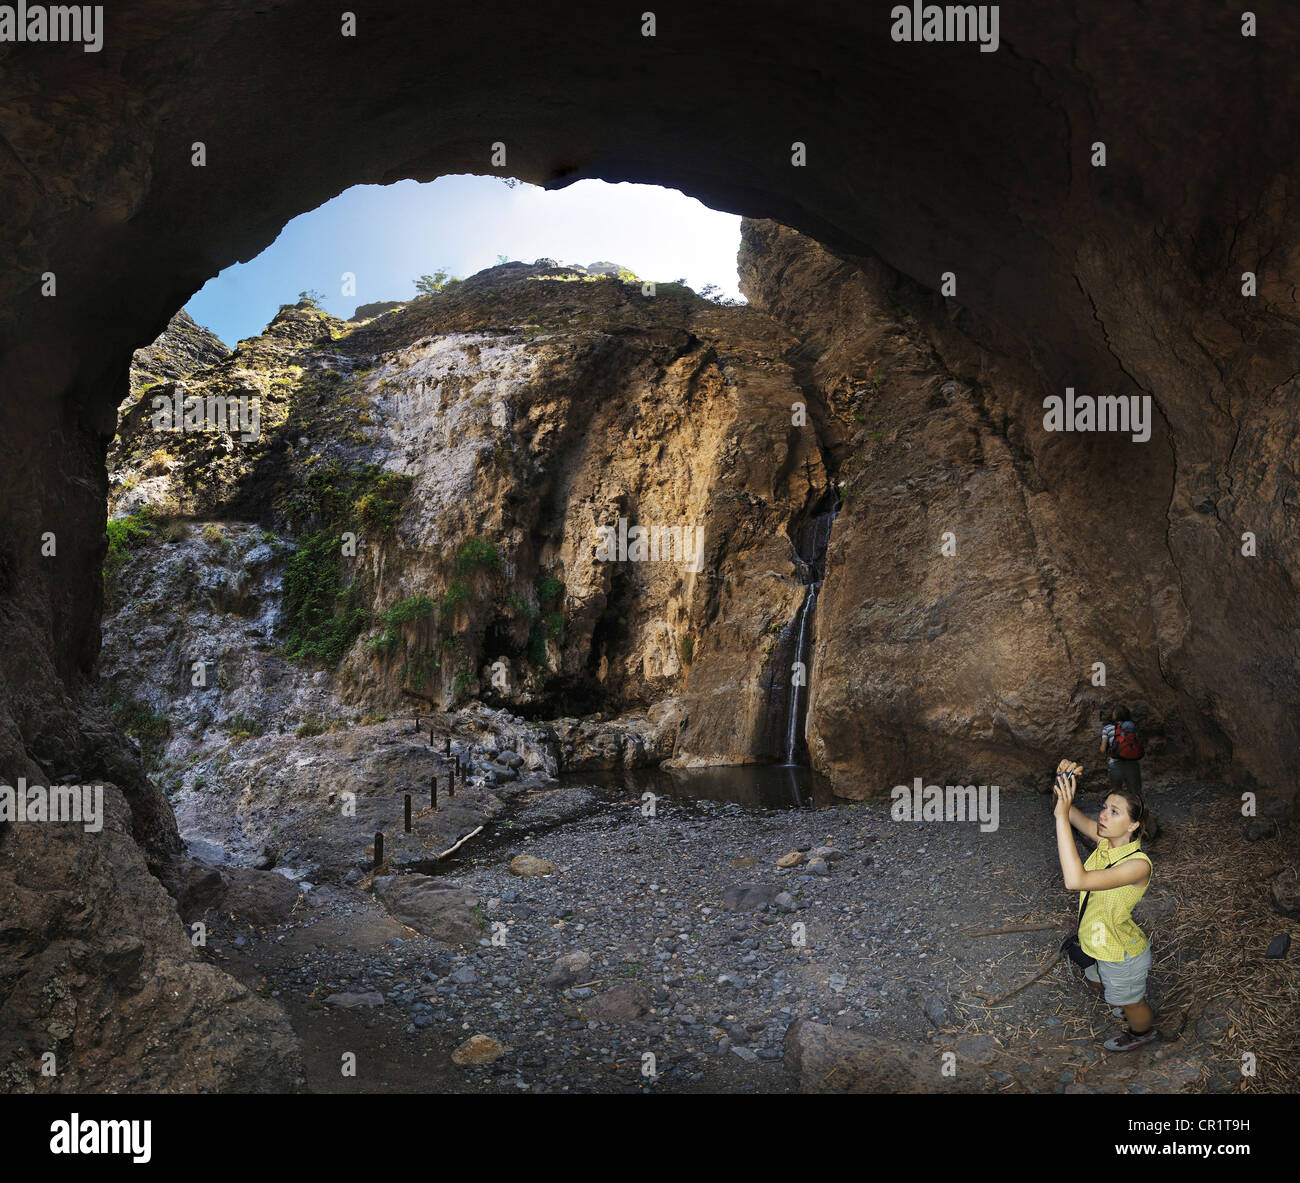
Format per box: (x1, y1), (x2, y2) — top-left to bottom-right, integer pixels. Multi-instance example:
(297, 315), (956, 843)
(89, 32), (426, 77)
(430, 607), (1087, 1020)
(1052, 758), (1083, 816)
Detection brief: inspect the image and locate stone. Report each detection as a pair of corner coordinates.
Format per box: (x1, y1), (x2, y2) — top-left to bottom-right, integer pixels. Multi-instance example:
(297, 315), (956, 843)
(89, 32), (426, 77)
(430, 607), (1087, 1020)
(451, 1035), (505, 1066)
(1271, 868), (1300, 917)
(809, 846), (844, 862)
(955, 1034), (998, 1066)
(543, 950), (593, 987)
(783, 1020), (964, 1093)
(1259, 795), (1293, 820)
(509, 855), (558, 877)
(323, 991), (385, 1009)
(582, 984), (652, 1023)
(777, 852), (803, 868)
(1244, 818), (1275, 842)
(372, 875), (481, 945)
(722, 883), (782, 911)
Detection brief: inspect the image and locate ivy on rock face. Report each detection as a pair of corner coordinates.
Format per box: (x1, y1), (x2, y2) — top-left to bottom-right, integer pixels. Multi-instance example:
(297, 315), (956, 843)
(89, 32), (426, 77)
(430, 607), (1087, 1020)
(453, 537), (502, 575)
(368, 594), (435, 654)
(276, 461), (415, 667)
(274, 459), (412, 537)
(281, 532), (370, 666)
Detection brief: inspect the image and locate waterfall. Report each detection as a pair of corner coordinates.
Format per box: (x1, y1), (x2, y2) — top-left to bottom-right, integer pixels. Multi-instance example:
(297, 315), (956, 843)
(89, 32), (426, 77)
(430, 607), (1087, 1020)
(783, 582), (819, 765)
(779, 495), (840, 767)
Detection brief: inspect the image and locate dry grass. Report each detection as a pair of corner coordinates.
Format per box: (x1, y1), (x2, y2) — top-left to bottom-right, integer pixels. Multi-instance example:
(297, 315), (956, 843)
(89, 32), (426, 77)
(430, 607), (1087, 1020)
(1142, 796), (1298, 1090)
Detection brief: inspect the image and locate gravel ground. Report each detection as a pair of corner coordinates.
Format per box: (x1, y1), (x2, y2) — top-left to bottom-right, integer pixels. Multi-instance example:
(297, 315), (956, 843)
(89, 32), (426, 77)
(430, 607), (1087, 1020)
(206, 773), (1247, 1093)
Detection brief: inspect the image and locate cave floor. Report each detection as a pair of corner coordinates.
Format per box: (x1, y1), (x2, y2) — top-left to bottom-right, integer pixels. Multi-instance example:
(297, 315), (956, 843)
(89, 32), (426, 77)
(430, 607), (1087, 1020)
(202, 773), (1293, 1093)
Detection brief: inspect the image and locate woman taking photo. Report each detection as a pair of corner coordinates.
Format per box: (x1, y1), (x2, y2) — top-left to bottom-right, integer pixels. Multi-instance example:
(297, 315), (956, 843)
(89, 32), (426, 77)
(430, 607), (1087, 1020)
(1052, 758), (1159, 1051)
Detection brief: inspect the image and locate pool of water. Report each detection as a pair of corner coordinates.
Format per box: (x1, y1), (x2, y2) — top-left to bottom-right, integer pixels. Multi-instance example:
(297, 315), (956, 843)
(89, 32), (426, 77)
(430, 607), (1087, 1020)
(557, 763), (837, 810)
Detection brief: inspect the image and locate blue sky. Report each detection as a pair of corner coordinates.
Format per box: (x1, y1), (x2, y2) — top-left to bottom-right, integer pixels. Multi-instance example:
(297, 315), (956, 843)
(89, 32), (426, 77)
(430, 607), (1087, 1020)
(186, 176), (745, 347)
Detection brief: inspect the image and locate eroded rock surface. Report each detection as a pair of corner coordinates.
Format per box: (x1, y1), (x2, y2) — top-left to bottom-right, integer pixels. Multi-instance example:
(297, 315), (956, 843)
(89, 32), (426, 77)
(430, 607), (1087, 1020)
(3, 3), (1299, 1093)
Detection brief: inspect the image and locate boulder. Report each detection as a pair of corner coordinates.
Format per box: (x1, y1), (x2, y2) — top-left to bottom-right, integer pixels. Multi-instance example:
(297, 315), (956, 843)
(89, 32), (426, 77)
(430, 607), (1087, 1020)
(372, 875), (481, 944)
(582, 983), (651, 1023)
(173, 861), (301, 928)
(220, 869), (302, 928)
(784, 1020), (970, 1093)
(543, 950), (592, 988)
(451, 1034), (505, 1065)
(1271, 868), (1300, 917)
(722, 883), (782, 911)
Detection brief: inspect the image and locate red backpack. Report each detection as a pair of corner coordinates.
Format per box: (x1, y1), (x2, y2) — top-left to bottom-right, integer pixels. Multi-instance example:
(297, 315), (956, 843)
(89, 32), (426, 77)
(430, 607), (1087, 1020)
(1109, 723), (1143, 760)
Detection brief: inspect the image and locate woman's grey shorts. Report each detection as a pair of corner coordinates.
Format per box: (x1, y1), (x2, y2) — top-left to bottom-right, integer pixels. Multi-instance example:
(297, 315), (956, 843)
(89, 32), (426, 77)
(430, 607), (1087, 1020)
(1084, 946), (1152, 1006)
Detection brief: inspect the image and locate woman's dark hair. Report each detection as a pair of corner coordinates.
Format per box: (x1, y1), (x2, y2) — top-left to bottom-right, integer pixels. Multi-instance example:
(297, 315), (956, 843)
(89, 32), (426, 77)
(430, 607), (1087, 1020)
(1112, 705), (1132, 723)
(1106, 785), (1147, 841)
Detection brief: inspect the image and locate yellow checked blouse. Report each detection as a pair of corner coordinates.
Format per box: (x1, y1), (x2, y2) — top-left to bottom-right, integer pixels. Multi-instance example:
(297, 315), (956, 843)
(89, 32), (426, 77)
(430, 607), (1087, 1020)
(1077, 836), (1153, 961)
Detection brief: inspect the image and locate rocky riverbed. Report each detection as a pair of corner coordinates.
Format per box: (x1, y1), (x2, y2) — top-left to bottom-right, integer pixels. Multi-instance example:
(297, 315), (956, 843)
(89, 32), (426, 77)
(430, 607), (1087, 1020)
(185, 752), (1277, 1094)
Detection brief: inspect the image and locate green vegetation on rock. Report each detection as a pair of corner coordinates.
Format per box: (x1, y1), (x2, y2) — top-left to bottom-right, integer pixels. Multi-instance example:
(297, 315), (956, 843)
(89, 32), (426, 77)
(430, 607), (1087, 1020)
(453, 537), (502, 575)
(277, 462), (415, 667)
(282, 533), (370, 666)
(104, 510), (155, 581)
(368, 594), (435, 655)
(109, 698), (171, 770)
(441, 579), (470, 614)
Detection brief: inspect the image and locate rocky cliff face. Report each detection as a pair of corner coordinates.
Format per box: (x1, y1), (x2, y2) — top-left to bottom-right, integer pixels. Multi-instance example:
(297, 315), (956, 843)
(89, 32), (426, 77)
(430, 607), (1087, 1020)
(737, 220), (1297, 800)
(103, 229), (1299, 807)
(3, 1), (1299, 1092)
(103, 263), (830, 772)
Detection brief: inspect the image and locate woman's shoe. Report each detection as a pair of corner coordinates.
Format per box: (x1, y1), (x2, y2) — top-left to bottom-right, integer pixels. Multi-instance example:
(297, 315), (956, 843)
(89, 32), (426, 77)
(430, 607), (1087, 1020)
(1103, 1026), (1160, 1052)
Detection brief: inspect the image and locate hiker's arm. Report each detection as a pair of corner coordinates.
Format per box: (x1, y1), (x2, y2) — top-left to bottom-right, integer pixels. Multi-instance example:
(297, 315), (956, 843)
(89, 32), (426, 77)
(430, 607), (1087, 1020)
(1099, 733), (1108, 755)
(1068, 805), (1099, 843)
(1069, 859), (1150, 892)
(1054, 809), (1088, 889)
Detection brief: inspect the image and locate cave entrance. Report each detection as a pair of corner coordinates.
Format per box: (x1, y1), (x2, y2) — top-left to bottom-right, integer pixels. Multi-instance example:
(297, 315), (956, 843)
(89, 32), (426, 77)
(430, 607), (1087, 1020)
(105, 174), (841, 802)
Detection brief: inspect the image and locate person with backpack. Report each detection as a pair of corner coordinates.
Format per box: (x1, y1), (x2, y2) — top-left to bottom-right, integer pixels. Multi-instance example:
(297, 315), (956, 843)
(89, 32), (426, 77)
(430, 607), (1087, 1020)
(1101, 705), (1143, 793)
(1053, 758), (1159, 1051)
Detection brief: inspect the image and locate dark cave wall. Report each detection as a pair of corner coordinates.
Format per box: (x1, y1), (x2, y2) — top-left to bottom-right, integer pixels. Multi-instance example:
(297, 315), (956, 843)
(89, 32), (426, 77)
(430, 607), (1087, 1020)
(4, 2), (1298, 804)
(0, 1), (1297, 1088)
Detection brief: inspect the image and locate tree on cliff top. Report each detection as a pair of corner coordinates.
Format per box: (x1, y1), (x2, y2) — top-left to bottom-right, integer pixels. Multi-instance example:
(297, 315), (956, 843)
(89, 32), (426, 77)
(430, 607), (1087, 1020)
(414, 270), (461, 295)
